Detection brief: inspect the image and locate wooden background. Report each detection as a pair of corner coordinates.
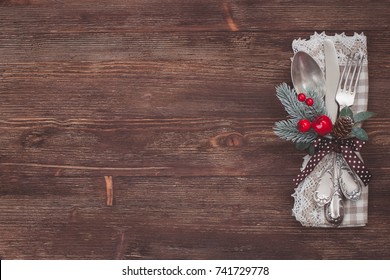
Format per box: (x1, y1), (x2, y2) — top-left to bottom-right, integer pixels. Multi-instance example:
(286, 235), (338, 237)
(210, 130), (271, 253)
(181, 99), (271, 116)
(0, 0), (389, 259)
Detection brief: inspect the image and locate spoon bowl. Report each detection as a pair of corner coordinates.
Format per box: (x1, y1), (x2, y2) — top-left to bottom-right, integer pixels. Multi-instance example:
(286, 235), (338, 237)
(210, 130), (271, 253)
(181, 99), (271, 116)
(291, 51), (325, 97)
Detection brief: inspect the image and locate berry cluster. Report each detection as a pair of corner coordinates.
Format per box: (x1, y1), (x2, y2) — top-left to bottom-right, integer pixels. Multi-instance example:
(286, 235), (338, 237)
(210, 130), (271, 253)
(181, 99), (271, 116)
(297, 93), (314, 106)
(296, 93), (332, 136)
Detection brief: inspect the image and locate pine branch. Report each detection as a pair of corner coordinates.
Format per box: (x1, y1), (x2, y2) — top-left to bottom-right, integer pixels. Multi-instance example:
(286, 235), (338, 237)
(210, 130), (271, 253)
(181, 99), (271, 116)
(275, 83), (327, 121)
(275, 83), (306, 119)
(273, 119), (317, 143)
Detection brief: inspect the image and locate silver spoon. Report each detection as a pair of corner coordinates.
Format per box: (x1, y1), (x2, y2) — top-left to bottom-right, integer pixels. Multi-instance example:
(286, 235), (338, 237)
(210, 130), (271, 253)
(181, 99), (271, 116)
(291, 51), (325, 97)
(291, 51), (332, 211)
(291, 51), (345, 226)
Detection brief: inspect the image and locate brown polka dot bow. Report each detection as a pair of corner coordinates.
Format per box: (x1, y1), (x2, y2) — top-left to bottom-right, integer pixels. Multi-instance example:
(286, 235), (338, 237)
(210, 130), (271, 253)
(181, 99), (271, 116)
(294, 137), (372, 187)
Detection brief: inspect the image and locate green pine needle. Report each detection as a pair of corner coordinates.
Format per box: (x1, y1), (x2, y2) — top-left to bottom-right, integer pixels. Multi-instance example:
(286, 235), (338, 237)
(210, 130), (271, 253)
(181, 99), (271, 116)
(274, 119), (317, 143)
(275, 83), (306, 119)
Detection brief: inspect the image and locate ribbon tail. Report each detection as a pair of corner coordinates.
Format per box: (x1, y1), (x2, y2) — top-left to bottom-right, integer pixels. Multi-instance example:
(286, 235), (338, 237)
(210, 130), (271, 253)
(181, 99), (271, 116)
(341, 147), (372, 186)
(293, 151), (329, 187)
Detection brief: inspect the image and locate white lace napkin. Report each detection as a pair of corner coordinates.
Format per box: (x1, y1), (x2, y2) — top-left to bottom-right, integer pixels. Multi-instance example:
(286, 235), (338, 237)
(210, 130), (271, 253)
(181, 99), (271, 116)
(291, 32), (369, 227)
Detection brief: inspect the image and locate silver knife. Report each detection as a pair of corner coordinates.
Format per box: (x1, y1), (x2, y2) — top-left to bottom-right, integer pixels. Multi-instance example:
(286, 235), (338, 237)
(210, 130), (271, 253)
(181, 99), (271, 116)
(324, 39), (340, 123)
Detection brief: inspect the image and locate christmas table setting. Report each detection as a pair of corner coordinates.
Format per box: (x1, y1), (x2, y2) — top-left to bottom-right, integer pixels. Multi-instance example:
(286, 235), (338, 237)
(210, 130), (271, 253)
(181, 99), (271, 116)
(274, 32), (373, 228)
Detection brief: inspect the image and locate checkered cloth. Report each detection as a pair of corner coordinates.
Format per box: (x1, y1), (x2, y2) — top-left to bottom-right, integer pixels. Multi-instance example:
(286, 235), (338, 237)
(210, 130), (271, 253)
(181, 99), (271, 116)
(292, 32), (369, 227)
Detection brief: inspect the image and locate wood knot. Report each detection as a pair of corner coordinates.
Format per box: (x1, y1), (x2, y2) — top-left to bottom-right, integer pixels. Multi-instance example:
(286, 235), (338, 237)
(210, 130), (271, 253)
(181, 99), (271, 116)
(21, 127), (56, 148)
(22, 131), (45, 148)
(225, 134), (243, 147)
(210, 132), (244, 148)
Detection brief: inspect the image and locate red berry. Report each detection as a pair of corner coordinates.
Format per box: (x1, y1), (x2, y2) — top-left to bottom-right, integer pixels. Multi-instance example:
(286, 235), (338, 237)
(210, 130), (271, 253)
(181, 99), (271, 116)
(305, 98), (314, 106)
(297, 93), (306, 102)
(312, 115), (333, 136)
(297, 119), (311, 133)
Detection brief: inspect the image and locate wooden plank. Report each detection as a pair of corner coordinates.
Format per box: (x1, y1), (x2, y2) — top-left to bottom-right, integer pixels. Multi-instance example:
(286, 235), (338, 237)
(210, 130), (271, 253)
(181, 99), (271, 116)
(0, 118), (387, 177)
(0, 118), (300, 176)
(0, 31), (297, 120)
(0, 0), (388, 32)
(1, 176), (389, 259)
(0, 31), (388, 120)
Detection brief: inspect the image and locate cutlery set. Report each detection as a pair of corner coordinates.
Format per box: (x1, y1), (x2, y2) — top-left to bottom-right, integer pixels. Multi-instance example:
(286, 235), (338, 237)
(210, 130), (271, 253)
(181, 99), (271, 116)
(274, 32), (372, 227)
(291, 40), (365, 226)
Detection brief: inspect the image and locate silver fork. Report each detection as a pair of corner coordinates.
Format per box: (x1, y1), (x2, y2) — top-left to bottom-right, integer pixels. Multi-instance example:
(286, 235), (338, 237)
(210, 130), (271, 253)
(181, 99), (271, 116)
(335, 53), (364, 110)
(336, 53), (365, 201)
(326, 53), (365, 226)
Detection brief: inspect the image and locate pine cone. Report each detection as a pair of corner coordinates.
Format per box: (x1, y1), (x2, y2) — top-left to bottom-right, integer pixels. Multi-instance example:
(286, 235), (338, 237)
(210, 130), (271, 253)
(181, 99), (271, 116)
(333, 116), (353, 139)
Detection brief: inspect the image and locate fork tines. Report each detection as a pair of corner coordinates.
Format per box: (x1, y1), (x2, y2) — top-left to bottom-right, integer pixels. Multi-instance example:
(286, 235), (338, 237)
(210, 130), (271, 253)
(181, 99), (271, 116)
(340, 53), (364, 94)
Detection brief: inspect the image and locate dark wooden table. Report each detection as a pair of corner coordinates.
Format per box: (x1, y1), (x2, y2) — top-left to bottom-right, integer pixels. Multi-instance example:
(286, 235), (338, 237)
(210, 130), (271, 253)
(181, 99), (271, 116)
(1, 0), (389, 259)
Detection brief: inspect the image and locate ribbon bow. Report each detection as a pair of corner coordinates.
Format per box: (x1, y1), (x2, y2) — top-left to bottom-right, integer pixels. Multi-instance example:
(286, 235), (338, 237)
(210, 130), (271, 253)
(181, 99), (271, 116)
(294, 137), (372, 187)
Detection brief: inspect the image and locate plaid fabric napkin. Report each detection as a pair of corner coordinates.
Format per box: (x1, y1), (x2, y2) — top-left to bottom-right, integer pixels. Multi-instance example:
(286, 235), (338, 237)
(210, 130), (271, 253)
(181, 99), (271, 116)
(291, 32), (369, 227)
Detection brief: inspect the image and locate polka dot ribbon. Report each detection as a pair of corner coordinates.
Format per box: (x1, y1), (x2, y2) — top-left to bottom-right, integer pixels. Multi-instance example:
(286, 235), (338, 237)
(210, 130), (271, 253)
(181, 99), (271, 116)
(293, 137), (372, 187)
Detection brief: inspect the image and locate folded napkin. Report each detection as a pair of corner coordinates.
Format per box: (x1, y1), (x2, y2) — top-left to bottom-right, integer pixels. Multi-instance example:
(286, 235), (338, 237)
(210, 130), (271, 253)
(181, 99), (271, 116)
(291, 32), (369, 227)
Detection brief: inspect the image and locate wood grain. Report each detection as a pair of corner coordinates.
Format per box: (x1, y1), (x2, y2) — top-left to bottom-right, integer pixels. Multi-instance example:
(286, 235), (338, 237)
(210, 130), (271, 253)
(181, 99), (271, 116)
(0, 0), (389, 259)
(1, 175), (390, 259)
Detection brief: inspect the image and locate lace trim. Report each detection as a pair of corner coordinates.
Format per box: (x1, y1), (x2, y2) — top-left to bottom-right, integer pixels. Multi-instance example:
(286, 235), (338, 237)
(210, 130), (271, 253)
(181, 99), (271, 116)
(292, 32), (367, 72)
